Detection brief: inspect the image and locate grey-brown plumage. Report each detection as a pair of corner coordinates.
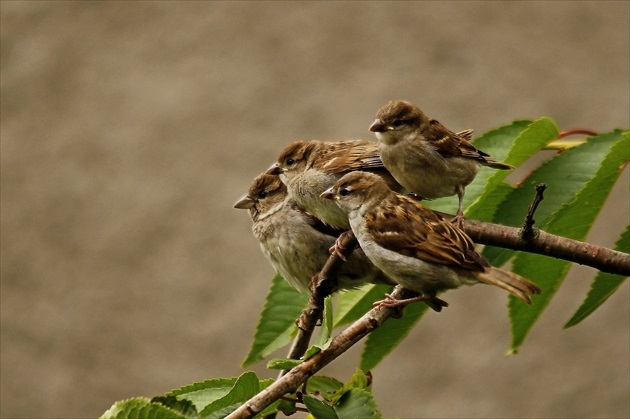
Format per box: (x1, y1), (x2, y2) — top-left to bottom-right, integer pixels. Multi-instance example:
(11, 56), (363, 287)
(370, 100), (513, 225)
(266, 139), (403, 228)
(234, 173), (396, 294)
(321, 171), (541, 307)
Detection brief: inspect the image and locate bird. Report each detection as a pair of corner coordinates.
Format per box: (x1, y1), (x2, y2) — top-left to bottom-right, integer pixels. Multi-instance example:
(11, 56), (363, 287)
(266, 139), (403, 229)
(234, 173), (405, 297)
(320, 171), (541, 308)
(369, 99), (513, 226)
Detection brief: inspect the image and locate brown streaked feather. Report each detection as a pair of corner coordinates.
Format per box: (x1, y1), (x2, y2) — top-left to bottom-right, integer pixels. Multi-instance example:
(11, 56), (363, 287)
(366, 194), (488, 272)
(427, 119), (485, 160)
(456, 128), (474, 141)
(427, 119), (513, 169)
(315, 140), (385, 174)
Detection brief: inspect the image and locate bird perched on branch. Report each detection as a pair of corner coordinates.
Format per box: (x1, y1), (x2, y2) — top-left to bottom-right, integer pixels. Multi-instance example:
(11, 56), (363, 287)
(266, 139), (403, 229)
(321, 171), (541, 308)
(369, 100), (513, 226)
(234, 173), (405, 296)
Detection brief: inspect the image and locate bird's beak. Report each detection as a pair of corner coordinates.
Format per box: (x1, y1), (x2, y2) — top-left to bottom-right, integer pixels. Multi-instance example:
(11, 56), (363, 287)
(233, 195), (255, 209)
(369, 118), (386, 132)
(266, 163), (284, 175)
(320, 187), (336, 200)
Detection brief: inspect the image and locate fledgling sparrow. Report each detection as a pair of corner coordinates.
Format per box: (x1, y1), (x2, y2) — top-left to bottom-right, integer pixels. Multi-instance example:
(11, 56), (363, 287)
(321, 171), (541, 308)
(266, 139), (403, 229)
(369, 100), (513, 226)
(234, 173), (402, 296)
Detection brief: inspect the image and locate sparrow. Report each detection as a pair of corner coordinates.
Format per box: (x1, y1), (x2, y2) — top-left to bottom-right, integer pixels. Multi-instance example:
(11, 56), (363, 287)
(320, 171), (541, 308)
(234, 173), (403, 296)
(266, 139), (403, 229)
(369, 100), (513, 226)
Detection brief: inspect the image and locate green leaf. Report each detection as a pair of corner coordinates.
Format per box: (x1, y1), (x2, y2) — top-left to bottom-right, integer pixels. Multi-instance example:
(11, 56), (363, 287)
(329, 369), (370, 404)
(564, 225), (630, 328)
(427, 119), (533, 215)
(483, 129), (626, 265)
(198, 371), (263, 416)
(277, 399), (299, 416)
(167, 377), (238, 412)
(465, 117), (559, 222)
(303, 388), (382, 419)
(315, 297), (334, 349)
(306, 376), (344, 399)
(100, 398), (186, 419)
(509, 130), (629, 352)
(266, 357), (302, 370)
(334, 285), (392, 328)
(150, 395), (198, 418)
(301, 298), (335, 361)
(164, 372), (267, 416)
(242, 274), (308, 367)
(303, 344), (322, 360)
(335, 388), (382, 419)
(204, 403), (241, 419)
(360, 302), (429, 371)
(303, 394), (339, 419)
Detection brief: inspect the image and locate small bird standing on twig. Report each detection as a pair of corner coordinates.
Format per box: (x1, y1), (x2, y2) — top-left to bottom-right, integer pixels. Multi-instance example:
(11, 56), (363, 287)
(234, 173), (397, 294)
(321, 171), (541, 308)
(369, 100), (513, 226)
(266, 139), (403, 228)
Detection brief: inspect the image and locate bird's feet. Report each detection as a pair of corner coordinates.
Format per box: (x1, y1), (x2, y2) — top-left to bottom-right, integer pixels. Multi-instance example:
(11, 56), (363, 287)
(328, 230), (352, 261)
(450, 210), (465, 229)
(372, 293), (448, 313)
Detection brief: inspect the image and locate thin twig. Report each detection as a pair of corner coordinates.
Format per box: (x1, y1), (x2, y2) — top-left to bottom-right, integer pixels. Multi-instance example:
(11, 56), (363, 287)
(521, 183), (547, 239)
(280, 232), (359, 370)
(227, 286), (415, 419)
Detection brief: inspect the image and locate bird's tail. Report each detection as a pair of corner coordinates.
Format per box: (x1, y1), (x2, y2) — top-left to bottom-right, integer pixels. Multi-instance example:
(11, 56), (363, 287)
(483, 158), (514, 170)
(477, 267), (541, 304)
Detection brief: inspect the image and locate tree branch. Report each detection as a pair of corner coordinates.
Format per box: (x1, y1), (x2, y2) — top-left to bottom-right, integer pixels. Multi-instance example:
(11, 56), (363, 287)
(228, 286), (415, 419)
(448, 216), (630, 277)
(281, 232), (359, 367)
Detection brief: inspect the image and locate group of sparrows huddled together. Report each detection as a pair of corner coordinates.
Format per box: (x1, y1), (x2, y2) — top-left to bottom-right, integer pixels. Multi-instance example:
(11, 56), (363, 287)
(235, 100), (541, 311)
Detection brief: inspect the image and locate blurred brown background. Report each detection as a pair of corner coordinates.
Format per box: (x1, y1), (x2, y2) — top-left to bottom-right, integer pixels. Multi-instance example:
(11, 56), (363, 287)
(1, 2), (628, 418)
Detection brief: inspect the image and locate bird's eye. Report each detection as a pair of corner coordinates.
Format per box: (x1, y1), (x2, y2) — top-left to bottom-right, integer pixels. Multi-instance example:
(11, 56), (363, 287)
(339, 187), (350, 196)
(392, 119), (403, 127)
(258, 191), (268, 199)
(286, 158), (295, 166)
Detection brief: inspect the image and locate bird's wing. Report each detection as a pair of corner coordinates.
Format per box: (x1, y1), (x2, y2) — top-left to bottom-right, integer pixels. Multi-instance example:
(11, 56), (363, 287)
(428, 120), (513, 169)
(365, 196), (488, 272)
(318, 140), (385, 174)
(426, 119), (488, 161)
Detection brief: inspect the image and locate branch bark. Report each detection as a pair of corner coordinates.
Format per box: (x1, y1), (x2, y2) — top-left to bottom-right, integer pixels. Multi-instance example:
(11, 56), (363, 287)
(450, 216), (630, 277)
(281, 232), (359, 366)
(227, 286), (415, 419)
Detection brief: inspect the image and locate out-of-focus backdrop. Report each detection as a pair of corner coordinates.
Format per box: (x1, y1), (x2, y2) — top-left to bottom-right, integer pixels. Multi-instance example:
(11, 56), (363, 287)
(1, 2), (628, 418)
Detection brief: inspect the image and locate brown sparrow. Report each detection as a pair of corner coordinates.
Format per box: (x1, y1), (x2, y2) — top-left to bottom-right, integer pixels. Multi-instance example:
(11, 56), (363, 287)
(266, 139), (403, 228)
(321, 171), (541, 308)
(369, 100), (513, 225)
(234, 173), (400, 295)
